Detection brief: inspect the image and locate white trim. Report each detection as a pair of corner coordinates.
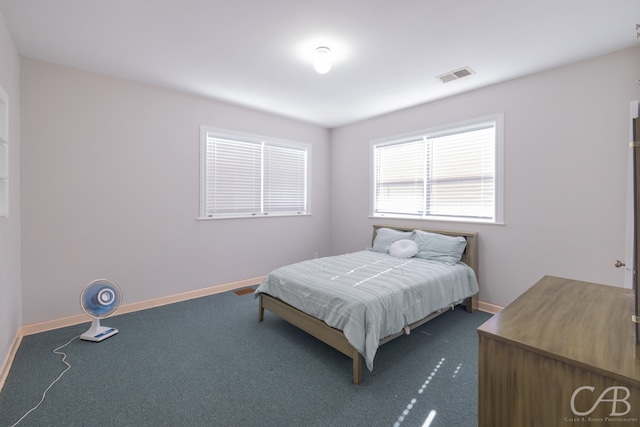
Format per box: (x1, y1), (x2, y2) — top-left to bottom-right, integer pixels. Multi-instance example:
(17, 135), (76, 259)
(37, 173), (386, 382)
(197, 213), (312, 221)
(367, 214), (506, 226)
(0, 84), (8, 218)
(199, 125), (312, 220)
(1, 286), (499, 390)
(0, 83), (8, 142)
(369, 114), (505, 225)
(20, 276), (265, 336)
(199, 125), (207, 219)
(0, 330), (22, 393)
(494, 113), (505, 224)
(625, 101), (640, 289)
(370, 114), (503, 146)
(477, 300), (503, 315)
(0, 277), (261, 393)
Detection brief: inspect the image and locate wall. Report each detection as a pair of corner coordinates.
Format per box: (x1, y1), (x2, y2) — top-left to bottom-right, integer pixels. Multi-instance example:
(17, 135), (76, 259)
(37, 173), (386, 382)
(0, 11), (21, 374)
(331, 46), (640, 307)
(14, 41), (640, 325)
(20, 58), (331, 324)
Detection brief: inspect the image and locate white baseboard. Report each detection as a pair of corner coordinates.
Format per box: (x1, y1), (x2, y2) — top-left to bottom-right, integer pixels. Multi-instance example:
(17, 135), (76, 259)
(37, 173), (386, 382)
(20, 276), (265, 336)
(2, 278), (500, 394)
(477, 300), (503, 314)
(0, 277), (264, 393)
(0, 330), (23, 394)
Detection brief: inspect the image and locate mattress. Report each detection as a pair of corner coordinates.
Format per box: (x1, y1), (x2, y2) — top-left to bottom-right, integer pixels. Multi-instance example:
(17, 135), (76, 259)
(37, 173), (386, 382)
(255, 249), (479, 371)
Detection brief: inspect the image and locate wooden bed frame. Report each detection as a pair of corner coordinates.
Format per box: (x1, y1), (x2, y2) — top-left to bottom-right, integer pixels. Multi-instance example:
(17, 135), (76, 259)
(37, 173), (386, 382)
(258, 224), (479, 384)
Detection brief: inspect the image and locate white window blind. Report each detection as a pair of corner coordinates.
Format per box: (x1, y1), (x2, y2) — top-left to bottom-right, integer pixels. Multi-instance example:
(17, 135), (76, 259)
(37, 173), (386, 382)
(205, 138), (262, 215)
(373, 117), (502, 223)
(374, 139), (427, 215)
(201, 129), (308, 218)
(263, 144), (307, 213)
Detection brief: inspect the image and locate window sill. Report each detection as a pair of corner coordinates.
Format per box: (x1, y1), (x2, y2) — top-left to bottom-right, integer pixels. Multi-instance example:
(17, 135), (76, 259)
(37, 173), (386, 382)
(197, 213), (312, 221)
(369, 214), (505, 226)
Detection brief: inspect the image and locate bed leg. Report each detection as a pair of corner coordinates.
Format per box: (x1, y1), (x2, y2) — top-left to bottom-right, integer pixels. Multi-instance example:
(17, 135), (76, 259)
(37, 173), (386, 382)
(464, 295), (477, 313)
(258, 294), (265, 322)
(352, 353), (362, 385)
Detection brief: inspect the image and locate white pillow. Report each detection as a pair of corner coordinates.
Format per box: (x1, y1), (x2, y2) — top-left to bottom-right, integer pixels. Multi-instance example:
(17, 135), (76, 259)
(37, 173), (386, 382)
(388, 239), (419, 259)
(371, 227), (413, 253)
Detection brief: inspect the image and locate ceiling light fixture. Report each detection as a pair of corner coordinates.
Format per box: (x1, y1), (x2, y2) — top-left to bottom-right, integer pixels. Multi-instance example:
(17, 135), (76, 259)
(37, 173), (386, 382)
(313, 46), (332, 74)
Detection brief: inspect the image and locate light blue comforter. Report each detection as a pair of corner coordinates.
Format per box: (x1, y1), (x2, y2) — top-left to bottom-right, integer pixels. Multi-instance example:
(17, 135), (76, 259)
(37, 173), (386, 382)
(255, 250), (479, 371)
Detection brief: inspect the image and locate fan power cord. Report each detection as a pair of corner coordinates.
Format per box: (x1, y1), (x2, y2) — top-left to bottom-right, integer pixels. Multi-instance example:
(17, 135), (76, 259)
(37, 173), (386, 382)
(9, 335), (80, 427)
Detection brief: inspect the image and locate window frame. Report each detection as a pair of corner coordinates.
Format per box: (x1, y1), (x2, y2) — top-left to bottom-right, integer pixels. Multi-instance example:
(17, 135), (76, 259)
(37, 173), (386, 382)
(199, 126), (311, 220)
(369, 114), (504, 225)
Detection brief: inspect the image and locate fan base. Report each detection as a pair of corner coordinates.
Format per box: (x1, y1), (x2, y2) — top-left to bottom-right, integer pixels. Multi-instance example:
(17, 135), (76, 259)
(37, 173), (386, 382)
(80, 323), (118, 342)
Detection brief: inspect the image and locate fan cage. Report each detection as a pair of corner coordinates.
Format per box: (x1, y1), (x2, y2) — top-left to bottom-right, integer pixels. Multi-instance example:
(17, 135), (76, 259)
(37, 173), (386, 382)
(80, 279), (122, 319)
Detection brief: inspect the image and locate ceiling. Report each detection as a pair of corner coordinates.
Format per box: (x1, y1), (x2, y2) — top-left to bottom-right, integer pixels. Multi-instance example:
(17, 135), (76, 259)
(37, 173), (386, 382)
(0, 1), (639, 128)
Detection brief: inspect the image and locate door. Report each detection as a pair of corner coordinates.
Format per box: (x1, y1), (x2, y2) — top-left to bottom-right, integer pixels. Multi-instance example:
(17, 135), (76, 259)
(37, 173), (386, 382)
(625, 101), (640, 289)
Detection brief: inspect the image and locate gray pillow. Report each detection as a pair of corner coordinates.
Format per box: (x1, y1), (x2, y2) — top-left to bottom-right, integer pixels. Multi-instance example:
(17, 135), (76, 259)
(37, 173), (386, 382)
(412, 229), (467, 265)
(370, 228), (413, 253)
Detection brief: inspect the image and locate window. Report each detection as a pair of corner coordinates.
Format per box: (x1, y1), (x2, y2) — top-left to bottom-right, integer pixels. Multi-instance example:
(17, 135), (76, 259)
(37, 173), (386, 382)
(200, 127), (310, 219)
(371, 115), (504, 224)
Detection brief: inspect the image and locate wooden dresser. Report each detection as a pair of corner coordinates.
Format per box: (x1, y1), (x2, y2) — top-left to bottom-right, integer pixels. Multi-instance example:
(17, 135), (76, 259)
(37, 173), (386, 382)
(477, 276), (640, 426)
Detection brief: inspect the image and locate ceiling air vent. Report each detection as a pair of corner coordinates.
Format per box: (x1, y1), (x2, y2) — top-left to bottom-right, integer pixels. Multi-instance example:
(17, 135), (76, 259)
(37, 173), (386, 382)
(437, 67), (474, 83)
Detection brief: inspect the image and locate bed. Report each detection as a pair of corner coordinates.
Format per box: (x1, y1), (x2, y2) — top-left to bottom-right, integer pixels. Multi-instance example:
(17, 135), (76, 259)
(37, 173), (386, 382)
(255, 225), (479, 384)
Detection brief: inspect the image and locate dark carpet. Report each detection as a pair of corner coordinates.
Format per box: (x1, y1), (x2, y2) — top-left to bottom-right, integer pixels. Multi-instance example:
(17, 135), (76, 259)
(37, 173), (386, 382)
(0, 289), (491, 426)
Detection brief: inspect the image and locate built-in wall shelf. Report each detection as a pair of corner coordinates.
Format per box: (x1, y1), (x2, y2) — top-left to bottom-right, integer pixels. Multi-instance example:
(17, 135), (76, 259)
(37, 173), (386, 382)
(0, 84), (8, 218)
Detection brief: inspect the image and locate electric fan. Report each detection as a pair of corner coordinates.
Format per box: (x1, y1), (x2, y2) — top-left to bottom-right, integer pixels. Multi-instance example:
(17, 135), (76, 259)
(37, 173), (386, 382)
(80, 279), (122, 342)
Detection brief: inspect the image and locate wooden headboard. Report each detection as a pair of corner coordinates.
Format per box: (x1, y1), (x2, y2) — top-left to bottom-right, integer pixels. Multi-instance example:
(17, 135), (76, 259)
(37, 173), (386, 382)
(371, 224), (479, 312)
